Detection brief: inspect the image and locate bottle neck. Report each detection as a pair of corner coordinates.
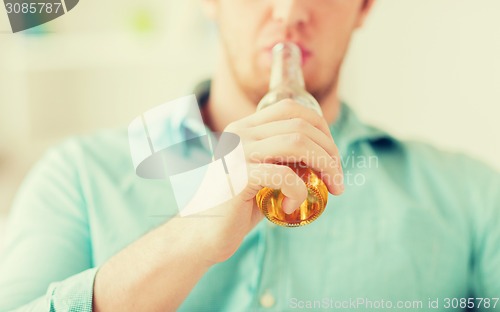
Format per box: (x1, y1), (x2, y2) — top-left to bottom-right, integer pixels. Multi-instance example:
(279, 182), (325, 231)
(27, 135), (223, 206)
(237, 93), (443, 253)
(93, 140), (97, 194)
(269, 42), (305, 91)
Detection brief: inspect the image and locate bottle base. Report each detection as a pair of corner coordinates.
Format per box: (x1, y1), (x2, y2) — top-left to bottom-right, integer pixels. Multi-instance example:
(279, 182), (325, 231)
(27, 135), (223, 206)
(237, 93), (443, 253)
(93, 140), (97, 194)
(256, 186), (327, 227)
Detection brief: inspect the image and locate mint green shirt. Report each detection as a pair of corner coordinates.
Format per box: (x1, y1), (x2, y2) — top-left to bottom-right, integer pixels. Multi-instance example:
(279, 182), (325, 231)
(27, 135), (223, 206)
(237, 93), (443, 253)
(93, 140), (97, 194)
(1, 82), (499, 311)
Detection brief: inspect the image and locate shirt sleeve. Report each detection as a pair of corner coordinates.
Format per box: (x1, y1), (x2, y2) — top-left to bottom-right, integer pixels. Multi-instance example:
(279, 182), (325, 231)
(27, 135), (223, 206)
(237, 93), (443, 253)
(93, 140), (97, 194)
(469, 160), (500, 311)
(0, 140), (96, 312)
(8, 268), (98, 312)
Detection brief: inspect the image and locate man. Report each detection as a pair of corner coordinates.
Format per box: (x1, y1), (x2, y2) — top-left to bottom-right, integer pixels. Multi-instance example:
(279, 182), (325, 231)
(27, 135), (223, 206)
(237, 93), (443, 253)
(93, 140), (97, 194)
(1, 0), (499, 311)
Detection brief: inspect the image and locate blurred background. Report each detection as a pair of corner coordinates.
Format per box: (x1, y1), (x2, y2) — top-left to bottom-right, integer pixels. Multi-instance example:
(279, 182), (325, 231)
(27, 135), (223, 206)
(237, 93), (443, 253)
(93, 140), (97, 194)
(1, 0), (499, 245)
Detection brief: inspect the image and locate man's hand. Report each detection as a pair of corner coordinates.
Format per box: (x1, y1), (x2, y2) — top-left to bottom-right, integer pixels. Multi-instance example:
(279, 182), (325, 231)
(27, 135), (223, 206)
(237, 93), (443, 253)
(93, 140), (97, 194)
(93, 99), (344, 312)
(192, 99), (344, 264)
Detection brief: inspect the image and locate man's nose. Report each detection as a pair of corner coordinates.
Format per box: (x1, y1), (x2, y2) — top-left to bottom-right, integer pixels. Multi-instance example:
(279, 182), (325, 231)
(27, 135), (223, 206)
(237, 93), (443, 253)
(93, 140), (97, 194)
(271, 0), (310, 30)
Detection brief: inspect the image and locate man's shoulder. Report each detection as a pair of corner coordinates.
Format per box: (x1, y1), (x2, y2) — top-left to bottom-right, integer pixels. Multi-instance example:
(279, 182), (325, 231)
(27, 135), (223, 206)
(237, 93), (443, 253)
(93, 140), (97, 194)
(44, 128), (133, 179)
(377, 136), (500, 189)
(404, 139), (496, 174)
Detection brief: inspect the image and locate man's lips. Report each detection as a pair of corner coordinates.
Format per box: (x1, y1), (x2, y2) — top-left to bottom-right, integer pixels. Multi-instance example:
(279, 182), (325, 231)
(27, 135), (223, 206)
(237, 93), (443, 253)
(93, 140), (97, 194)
(263, 42), (313, 66)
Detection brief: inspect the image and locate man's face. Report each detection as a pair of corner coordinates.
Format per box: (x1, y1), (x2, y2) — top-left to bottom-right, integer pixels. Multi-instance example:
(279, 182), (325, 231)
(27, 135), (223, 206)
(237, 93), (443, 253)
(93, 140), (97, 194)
(206, 0), (374, 104)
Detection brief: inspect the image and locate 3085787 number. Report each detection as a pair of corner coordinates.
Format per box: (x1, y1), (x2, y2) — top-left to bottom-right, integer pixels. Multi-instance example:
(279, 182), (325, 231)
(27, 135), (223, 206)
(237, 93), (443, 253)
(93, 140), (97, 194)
(5, 2), (62, 14)
(443, 298), (499, 309)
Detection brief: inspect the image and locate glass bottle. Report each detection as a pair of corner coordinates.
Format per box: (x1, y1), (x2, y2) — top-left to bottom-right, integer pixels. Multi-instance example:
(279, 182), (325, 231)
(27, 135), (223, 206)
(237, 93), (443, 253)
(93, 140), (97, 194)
(255, 42), (329, 227)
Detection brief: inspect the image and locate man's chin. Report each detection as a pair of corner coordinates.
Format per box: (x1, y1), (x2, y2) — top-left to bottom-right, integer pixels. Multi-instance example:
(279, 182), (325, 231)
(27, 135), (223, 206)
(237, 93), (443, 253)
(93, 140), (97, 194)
(238, 81), (268, 106)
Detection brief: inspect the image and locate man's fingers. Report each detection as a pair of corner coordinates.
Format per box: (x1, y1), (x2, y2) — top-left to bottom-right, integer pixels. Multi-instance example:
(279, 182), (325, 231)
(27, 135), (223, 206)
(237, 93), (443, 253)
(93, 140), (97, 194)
(238, 99), (333, 140)
(243, 163), (308, 206)
(281, 197), (302, 214)
(245, 117), (339, 158)
(246, 134), (344, 195)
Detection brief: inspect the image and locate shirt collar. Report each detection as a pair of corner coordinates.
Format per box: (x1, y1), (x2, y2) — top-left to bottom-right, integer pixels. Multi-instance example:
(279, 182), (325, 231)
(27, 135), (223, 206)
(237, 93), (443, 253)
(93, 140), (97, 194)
(329, 102), (394, 153)
(193, 80), (394, 153)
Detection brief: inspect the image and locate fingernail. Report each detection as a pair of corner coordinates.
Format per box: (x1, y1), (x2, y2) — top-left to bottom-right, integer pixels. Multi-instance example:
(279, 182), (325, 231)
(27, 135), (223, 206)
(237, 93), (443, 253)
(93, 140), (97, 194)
(282, 198), (300, 214)
(339, 183), (345, 194)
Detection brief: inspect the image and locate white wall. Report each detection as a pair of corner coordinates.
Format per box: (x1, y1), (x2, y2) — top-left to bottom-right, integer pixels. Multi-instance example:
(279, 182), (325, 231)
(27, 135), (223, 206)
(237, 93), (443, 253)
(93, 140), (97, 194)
(339, 0), (500, 170)
(0, 0), (215, 217)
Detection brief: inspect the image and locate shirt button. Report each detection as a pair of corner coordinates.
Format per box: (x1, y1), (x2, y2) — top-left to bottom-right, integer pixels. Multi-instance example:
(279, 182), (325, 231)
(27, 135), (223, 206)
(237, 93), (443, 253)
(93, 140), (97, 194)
(260, 291), (275, 308)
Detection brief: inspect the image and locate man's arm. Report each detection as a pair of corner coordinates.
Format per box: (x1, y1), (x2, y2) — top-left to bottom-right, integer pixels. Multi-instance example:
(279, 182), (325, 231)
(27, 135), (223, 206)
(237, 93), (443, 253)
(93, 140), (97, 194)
(92, 217), (213, 311)
(0, 141), (94, 312)
(1, 100), (343, 311)
(93, 100), (345, 312)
